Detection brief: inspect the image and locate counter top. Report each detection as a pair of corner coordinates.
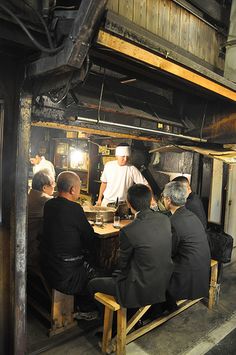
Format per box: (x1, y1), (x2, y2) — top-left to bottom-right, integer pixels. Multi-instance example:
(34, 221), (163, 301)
(94, 220), (131, 238)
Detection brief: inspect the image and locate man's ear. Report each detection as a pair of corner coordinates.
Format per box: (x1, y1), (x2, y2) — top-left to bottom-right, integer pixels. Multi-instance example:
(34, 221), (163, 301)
(126, 200), (132, 209)
(70, 186), (75, 195)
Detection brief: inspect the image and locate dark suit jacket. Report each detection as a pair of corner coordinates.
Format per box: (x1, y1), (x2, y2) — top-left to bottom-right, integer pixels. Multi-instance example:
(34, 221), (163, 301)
(27, 189), (52, 267)
(186, 192), (207, 229)
(114, 209), (173, 308)
(169, 206), (211, 300)
(40, 197), (97, 294)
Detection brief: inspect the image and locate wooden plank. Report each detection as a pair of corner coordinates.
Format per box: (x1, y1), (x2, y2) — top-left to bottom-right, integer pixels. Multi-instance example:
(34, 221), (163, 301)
(126, 299), (202, 344)
(95, 293), (120, 311)
(207, 28), (215, 67)
(211, 259), (218, 267)
(107, 0), (119, 13)
(169, 1), (180, 47)
(118, 0), (134, 21)
(97, 30), (236, 102)
(117, 308), (127, 355)
(126, 306), (151, 334)
(214, 31), (225, 71)
(31, 121), (161, 143)
(133, 0), (147, 29)
(209, 260), (218, 310)
(94, 220), (131, 238)
(198, 20), (207, 62)
(102, 308), (114, 353)
(188, 16), (199, 57)
(179, 8), (190, 51)
(146, 0), (158, 35)
(158, 0), (170, 40)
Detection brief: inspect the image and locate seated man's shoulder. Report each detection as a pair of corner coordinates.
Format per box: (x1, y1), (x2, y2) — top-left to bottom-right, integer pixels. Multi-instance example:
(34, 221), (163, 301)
(123, 211), (170, 231)
(45, 196), (55, 205)
(154, 210), (170, 220)
(188, 192), (201, 203)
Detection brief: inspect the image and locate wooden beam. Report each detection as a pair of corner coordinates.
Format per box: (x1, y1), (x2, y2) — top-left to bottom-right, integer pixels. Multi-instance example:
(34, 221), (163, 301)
(97, 30), (236, 102)
(31, 121), (161, 143)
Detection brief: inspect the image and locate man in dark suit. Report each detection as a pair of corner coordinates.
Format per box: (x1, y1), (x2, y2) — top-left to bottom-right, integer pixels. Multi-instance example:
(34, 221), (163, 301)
(172, 175), (207, 229)
(89, 184), (173, 308)
(163, 181), (211, 301)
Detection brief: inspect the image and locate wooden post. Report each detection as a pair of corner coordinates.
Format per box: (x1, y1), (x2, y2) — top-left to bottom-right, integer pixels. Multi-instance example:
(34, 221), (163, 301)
(102, 307), (114, 354)
(209, 260), (218, 310)
(117, 307), (127, 355)
(12, 93), (32, 355)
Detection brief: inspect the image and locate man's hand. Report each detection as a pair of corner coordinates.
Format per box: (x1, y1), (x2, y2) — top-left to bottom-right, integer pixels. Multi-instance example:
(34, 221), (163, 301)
(96, 198), (102, 206)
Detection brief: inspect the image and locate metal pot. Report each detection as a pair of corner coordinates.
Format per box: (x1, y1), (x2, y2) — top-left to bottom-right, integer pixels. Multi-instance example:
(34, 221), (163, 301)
(83, 205), (116, 223)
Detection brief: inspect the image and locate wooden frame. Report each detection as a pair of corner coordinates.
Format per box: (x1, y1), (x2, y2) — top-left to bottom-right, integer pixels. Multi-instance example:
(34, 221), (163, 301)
(95, 259), (218, 355)
(97, 30), (236, 102)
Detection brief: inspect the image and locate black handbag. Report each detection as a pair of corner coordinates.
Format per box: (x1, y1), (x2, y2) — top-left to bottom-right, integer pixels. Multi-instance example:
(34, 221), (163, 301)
(207, 227), (233, 263)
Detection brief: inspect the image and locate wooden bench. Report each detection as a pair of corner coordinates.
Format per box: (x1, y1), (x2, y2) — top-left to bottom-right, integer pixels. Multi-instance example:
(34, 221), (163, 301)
(27, 268), (77, 336)
(95, 259), (218, 355)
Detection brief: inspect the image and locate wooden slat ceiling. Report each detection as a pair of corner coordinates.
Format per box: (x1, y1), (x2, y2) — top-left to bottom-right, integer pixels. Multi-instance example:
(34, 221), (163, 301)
(96, 30), (236, 102)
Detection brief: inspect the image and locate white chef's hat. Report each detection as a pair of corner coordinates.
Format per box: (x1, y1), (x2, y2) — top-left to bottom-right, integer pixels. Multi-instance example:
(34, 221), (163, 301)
(115, 145), (131, 157)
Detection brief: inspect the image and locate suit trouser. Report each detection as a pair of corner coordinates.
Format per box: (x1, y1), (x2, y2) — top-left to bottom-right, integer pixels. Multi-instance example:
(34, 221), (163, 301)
(88, 277), (117, 316)
(88, 277), (117, 298)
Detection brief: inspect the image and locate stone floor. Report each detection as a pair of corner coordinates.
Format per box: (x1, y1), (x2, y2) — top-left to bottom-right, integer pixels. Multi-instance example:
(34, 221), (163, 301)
(27, 249), (236, 355)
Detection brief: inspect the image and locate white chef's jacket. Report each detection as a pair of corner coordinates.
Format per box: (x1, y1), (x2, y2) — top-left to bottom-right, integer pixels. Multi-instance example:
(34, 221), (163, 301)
(33, 157), (55, 179)
(100, 160), (148, 206)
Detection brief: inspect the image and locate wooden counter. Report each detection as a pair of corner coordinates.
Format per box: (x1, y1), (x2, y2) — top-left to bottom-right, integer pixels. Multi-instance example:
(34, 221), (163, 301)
(94, 220), (131, 238)
(93, 220), (132, 271)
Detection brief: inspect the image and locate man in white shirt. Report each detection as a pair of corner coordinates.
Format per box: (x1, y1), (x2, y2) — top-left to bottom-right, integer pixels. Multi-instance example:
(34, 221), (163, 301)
(96, 144), (150, 206)
(30, 153), (55, 179)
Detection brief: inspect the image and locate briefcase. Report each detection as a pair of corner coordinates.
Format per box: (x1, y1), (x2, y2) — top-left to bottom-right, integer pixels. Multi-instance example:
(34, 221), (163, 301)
(207, 229), (233, 263)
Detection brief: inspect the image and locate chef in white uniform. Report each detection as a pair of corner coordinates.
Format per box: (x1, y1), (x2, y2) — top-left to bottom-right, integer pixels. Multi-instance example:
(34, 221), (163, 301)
(97, 144), (150, 207)
(30, 153), (55, 179)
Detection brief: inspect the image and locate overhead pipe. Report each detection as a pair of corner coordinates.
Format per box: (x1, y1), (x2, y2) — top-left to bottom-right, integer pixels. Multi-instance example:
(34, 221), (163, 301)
(76, 116), (207, 142)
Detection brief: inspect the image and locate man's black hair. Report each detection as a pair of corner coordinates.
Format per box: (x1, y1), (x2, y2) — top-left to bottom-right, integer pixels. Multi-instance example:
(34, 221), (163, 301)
(32, 171), (52, 191)
(127, 184), (151, 211)
(172, 176), (189, 183)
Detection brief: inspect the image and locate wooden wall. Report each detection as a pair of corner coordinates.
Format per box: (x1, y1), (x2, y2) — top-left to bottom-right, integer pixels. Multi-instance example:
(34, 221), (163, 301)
(107, 0), (225, 71)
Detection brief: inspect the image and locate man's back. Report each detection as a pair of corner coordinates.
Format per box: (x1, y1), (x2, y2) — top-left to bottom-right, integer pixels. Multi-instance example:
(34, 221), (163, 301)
(42, 196), (94, 256)
(186, 192), (207, 229)
(41, 196), (95, 294)
(116, 209), (173, 307)
(169, 206), (210, 299)
(28, 189), (52, 266)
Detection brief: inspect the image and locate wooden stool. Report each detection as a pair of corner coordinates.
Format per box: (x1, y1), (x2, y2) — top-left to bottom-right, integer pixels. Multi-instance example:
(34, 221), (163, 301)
(49, 289), (77, 336)
(95, 259), (218, 355)
(27, 268), (77, 336)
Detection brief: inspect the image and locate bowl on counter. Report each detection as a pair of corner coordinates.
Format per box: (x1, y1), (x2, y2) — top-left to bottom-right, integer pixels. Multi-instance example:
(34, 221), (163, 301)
(83, 205), (116, 223)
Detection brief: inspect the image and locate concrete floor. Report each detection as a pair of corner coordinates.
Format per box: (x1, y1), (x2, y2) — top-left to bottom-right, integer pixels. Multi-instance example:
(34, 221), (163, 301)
(27, 249), (236, 355)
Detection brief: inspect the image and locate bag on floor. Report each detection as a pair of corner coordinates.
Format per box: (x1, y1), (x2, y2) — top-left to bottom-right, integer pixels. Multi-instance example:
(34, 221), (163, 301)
(207, 228), (233, 263)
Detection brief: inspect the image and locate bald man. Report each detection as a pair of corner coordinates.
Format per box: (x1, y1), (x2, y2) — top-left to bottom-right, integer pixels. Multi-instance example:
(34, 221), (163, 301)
(40, 171), (98, 297)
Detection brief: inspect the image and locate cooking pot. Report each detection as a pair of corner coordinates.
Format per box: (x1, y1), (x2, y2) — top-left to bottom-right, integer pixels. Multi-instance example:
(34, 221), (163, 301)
(83, 205), (116, 223)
